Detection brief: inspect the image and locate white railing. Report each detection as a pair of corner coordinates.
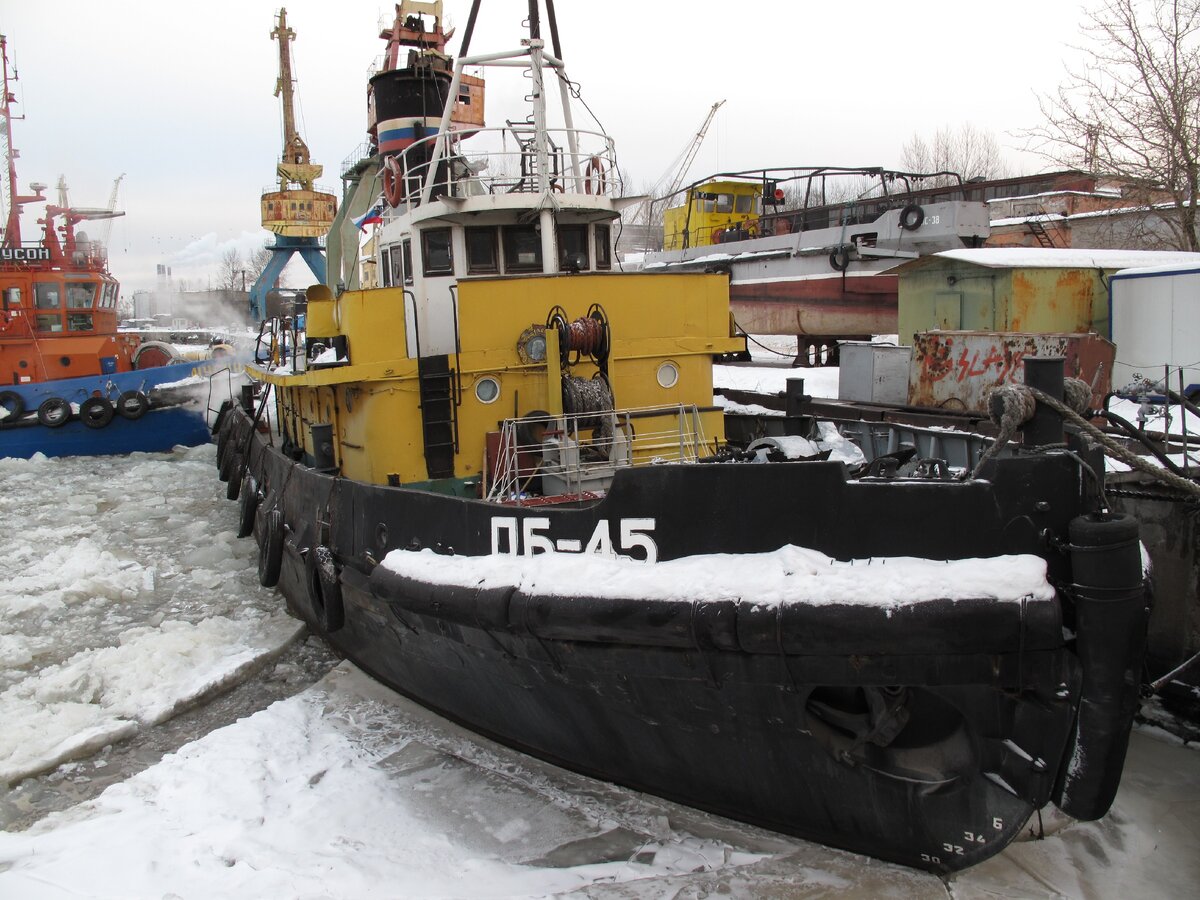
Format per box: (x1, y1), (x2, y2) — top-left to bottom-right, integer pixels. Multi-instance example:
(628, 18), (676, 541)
(379, 126), (621, 213)
(486, 404), (708, 504)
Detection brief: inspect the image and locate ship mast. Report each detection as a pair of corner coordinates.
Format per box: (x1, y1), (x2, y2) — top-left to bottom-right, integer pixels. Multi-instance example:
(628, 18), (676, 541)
(1, 34), (46, 249)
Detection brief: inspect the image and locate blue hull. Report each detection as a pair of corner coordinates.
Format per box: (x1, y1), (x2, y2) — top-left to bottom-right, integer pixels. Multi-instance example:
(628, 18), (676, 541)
(0, 360), (233, 459)
(0, 405), (212, 458)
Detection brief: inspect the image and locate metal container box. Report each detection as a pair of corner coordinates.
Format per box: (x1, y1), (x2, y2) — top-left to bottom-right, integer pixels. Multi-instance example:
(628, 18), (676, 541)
(838, 341), (912, 404)
(908, 331), (1115, 411)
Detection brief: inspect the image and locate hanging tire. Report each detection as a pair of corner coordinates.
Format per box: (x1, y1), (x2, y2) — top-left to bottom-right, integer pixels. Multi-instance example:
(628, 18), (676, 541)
(211, 399), (233, 436)
(258, 508), (284, 587)
(306, 544), (345, 633)
(37, 397), (71, 428)
(237, 474), (260, 538)
(115, 390), (150, 420)
(219, 448), (243, 487)
(899, 204), (924, 231)
(80, 397), (115, 428)
(0, 390), (25, 421)
(225, 453), (244, 500)
(829, 247), (851, 271)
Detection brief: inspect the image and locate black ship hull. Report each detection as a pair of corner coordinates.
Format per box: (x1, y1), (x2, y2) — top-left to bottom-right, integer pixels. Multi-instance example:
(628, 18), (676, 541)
(216, 402), (1149, 873)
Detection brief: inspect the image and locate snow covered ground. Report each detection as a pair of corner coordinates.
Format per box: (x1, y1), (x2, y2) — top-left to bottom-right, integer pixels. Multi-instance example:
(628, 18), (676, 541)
(0, 352), (1197, 898)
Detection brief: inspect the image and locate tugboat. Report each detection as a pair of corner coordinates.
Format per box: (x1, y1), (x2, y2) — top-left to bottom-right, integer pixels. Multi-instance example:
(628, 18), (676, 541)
(0, 35), (227, 459)
(216, 1), (1151, 872)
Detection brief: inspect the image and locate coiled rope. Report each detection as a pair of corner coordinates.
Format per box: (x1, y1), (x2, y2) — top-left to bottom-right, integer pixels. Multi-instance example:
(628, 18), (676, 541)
(975, 378), (1200, 499)
(562, 374), (615, 440)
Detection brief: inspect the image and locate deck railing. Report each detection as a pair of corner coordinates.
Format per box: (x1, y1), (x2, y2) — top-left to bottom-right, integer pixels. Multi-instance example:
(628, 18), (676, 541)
(486, 404), (707, 504)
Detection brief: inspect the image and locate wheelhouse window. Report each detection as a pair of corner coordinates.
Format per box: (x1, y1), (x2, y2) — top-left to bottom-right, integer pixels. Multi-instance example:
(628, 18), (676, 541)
(502, 225), (542, 272)
(401, 240), (413, 285)
(715, 193), (734, 214)
(594, 224), (612, 270)
(465, 226), (499, 274)
(421, 228), (453, 276)
(557, 224), (588, 272)
(34, 282), (61, 310)
(735, 194), (753, 214)
(67, 313), (94, 331)
(67, 281), (98, 308)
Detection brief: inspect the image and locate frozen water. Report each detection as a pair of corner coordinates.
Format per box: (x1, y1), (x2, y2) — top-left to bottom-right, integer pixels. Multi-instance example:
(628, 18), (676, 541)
(0, 445), (335, 811)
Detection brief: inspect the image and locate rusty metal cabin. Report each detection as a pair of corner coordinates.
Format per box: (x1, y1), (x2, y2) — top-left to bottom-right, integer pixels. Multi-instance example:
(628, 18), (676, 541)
(896, 248), (1200, 345)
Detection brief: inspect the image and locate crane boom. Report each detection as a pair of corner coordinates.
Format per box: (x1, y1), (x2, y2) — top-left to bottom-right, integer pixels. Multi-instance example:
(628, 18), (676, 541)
(662, 99), (725, 200)
(98, 173), (125, 247)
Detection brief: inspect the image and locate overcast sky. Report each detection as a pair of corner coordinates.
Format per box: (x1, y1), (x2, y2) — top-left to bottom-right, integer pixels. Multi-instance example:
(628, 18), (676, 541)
(2, 0), (1090, 298)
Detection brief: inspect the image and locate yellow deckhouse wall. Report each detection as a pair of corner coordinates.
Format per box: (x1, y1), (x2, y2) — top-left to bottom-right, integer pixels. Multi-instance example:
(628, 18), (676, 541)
(276, 272), (740, 488)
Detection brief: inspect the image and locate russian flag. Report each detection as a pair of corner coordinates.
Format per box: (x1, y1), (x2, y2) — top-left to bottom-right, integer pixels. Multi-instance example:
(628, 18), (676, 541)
(353, 202), (384, 232)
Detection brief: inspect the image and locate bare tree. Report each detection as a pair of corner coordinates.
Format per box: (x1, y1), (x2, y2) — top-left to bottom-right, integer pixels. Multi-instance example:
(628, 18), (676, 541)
(247, 243), (274, 286)
(1028, 0), (1200, 251)
(218, 246), (244, 291)
(901, 124), (1011, 187)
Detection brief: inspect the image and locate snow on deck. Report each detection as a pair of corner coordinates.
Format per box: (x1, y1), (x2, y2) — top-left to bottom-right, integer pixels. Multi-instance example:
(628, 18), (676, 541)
(381, 545), (1055, 608)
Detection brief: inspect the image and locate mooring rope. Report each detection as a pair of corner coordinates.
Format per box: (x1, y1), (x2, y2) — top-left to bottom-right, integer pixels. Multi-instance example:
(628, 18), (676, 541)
(975, 379), (1200, 499)
(562, 374), (615, 441)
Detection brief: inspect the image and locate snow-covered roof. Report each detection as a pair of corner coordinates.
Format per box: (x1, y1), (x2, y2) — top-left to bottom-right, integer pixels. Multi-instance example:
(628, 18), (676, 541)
(933, 248), (1200, 269)
(1112, 260), (1200, 278)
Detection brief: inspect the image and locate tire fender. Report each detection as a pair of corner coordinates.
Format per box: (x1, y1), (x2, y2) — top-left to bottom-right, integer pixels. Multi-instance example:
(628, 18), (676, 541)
(899, 204), (924, 231)
(306, 544), (345, 633)
(0, 390), (25, 420)
(258, 508), (284, 587)
(116, 390), (150, 420)
(237, 474), (260, 538)
(37, 397), (71, 428)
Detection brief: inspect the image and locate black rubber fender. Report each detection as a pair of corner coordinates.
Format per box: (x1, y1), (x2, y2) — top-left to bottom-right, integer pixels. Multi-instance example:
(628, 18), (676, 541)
(237, 474), (260, 538)
(217, 441), (241, 482)
(829, 246), (851, 271)
(116, 390), (150, 420)
(258, 508), (284, 587)
(0, 390), (25, 421)
(899, 204), (924, 231)
(305, 544), (345, 633)
(80, 397), (115, 429)
(225, 452), (244, 500)
(37, 397), (71, 428)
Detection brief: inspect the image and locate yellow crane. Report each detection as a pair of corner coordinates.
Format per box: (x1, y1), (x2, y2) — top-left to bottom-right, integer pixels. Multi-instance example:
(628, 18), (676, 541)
(253, 7), (337, 320)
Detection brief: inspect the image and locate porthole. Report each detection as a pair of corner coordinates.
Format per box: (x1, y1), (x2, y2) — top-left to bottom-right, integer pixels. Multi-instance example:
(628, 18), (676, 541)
(656, 361), (680, 389)
(475, 375), (501, 404)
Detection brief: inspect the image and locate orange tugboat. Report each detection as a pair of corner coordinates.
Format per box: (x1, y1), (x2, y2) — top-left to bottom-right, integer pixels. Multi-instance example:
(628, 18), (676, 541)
(0, 34), (224, 458)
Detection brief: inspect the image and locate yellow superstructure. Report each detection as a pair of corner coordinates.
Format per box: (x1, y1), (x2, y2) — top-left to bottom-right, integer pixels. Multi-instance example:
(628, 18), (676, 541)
(663, 180), (763, 250)
(259, 272), (741, 488)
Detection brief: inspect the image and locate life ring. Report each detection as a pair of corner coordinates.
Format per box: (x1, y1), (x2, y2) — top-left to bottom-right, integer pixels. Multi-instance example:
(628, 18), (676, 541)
(305, 543), (345, 633)
(237, 473), (260, 538)
(225, 452), (244, 500)
(37, 397), (71, 428)
(258, 508), (284, 587)
(0, 390), (26, 421)
(899, 204), (924, 231)
(80, 397), (115, 429)
(584, 156), (606, 195)
(829, 246), (851, 271)
(381, 156), (405, 207)
(116, 390), (150, 420)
